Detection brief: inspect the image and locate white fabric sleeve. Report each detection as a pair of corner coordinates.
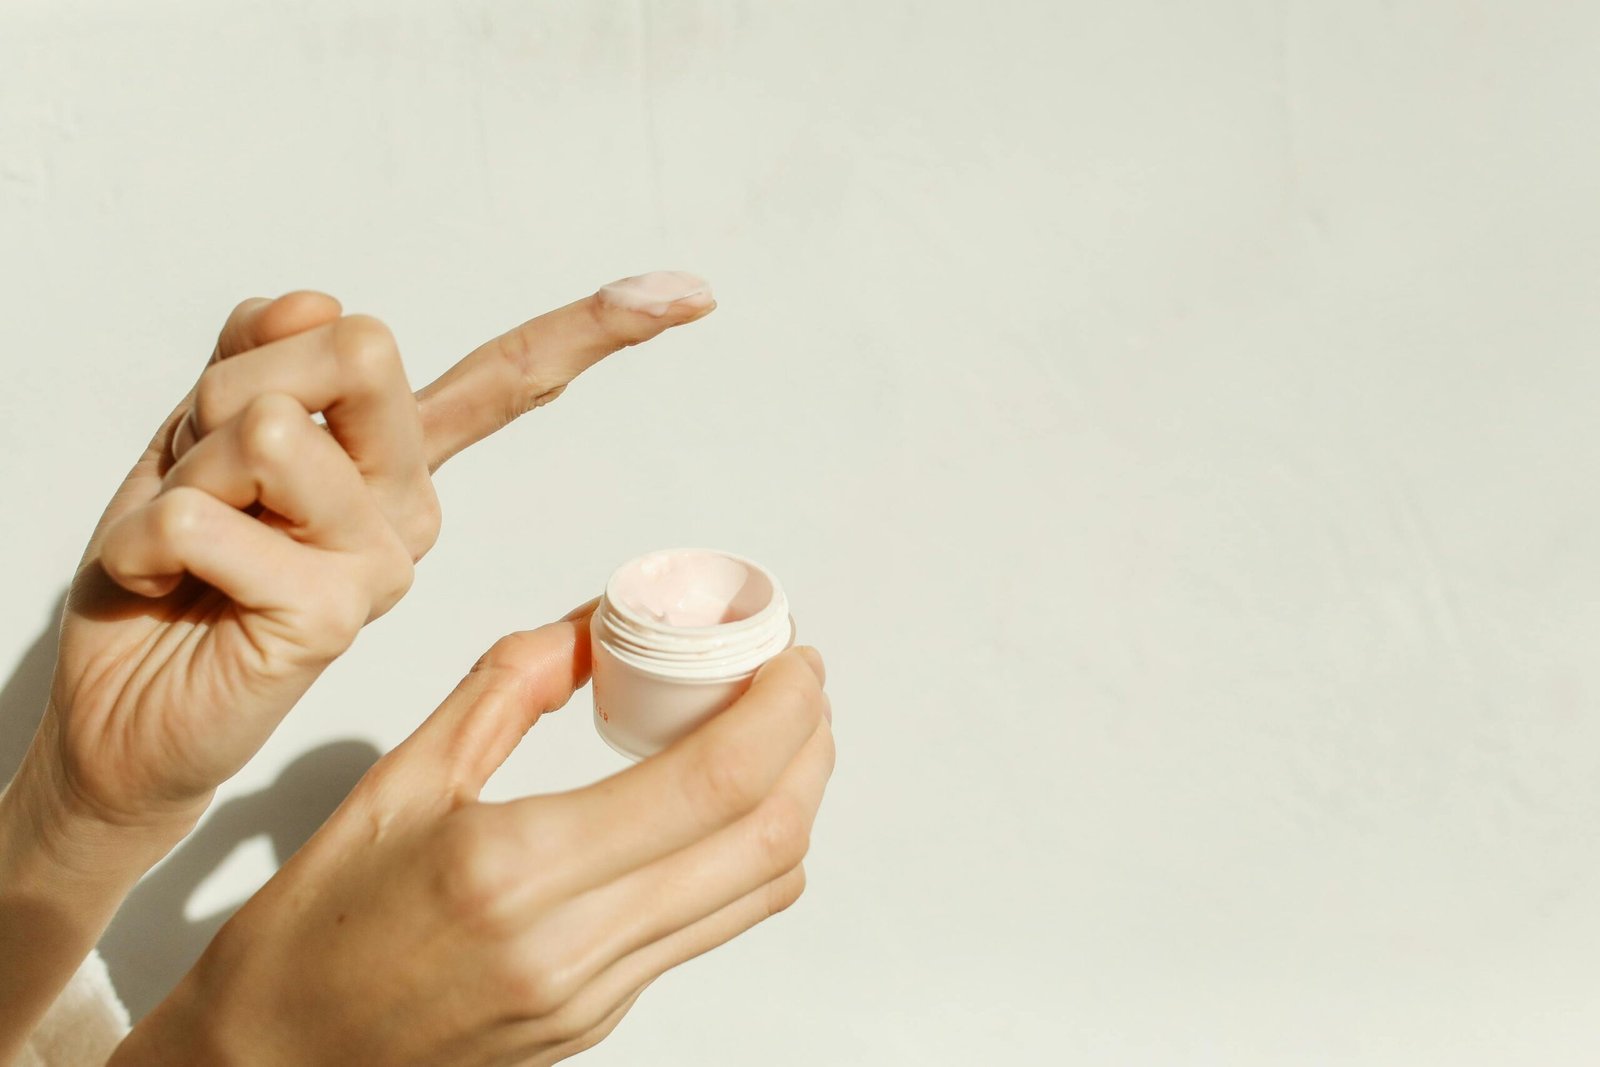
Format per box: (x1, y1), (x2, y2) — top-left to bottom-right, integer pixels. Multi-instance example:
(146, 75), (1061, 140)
(16, 949), (131, 1067)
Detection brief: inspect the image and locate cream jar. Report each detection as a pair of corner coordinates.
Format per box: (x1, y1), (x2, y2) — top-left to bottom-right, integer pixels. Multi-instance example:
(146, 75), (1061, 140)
(591, 548), (794, 761)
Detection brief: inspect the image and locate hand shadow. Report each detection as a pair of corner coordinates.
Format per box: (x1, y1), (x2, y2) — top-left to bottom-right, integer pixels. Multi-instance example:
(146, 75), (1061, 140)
(99, 738), (381, 1019)
(0, 591), (380, 1022)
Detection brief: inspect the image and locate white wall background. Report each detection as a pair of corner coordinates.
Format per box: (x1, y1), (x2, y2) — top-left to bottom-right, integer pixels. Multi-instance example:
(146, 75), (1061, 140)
(4, 1), (1600, 1063)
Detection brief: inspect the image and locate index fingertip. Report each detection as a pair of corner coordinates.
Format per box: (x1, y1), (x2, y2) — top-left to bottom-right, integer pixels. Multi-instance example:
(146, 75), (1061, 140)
(215, 290), (344, 362)
(595, 271), (716, 319)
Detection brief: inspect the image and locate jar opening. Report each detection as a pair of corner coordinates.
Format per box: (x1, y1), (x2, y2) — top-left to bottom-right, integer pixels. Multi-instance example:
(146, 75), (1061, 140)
(610, 549), (774, 629)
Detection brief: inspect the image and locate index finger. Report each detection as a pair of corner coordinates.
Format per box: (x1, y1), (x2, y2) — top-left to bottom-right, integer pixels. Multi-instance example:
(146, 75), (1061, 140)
(415, 271), (716, 472)
(498, 647), (827, 900)
(376, 605), (599, 809)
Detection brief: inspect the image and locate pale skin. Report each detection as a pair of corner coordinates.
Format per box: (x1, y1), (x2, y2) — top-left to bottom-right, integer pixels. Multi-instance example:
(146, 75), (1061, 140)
(0, 278), (834, 1065)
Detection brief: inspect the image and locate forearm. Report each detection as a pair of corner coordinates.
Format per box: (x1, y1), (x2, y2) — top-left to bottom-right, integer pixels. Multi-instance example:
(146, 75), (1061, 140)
(0, 725), (198, 1065)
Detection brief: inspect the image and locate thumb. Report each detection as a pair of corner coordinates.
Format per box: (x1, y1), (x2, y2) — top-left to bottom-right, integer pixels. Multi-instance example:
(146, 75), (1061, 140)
(169, 290), (346, 455)
(212, 290), (344, 364)
(373, 601), (598, 811)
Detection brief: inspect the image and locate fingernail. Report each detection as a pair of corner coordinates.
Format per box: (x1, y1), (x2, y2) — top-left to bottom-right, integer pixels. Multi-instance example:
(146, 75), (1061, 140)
(596, 271), (715, 317)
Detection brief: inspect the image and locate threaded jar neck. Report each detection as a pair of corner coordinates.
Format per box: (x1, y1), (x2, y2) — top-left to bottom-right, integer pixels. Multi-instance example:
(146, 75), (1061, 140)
(594, 549), (792, 680)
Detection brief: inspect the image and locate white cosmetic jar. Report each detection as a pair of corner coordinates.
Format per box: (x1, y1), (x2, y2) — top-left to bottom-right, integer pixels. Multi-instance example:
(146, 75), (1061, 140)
(591, 548), (794, 761)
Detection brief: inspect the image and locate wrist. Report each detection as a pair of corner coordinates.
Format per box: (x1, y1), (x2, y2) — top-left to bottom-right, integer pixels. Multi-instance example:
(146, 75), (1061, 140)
(0, 725), (203, 1065)
(4, 711), (206, 890)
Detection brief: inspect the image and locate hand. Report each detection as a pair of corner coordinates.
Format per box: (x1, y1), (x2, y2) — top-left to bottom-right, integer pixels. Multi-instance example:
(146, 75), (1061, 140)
(113, 613), (835, 1067)
(0, 272), (717, 1062)
(34, 273), (715, 842)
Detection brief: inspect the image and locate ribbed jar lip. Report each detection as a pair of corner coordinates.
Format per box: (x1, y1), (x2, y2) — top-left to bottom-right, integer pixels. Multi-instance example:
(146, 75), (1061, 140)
(597, 548), (792, 680)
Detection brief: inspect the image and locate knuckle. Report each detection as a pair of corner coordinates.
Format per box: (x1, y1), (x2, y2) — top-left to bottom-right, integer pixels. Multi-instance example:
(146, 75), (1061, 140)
(536, 991), (607, 1044)
(405, 479), (443, 559)
(766, 864), (807, 918)
(474, 632), (526, 673)
(492, 321), (537, 379)
(473, 628), (556, 675)
(96, 533), (132, 581)
(505, 955), (580, 1020)
(432, 811), (516, 928)
(575, 1011), (630, 1055)
(191, 365), (233, 433)
(332, 314), (400, 385)
(298, 584), (367, 658)
(388, 546), (417, 600)
(149, 487), (209, 544)
(236, 394), (309, 469)
(752, 796), (812, 873)
(468, 632), (559, 694)
(493, 326), (568, 412)
(565, 1026), (610, 1056)
(457, 632), (578, 725)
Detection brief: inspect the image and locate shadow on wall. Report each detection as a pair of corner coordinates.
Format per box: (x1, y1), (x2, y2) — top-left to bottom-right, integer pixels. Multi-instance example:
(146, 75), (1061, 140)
(99, 738), (380, 1019)
(0, 593), (380, 1022)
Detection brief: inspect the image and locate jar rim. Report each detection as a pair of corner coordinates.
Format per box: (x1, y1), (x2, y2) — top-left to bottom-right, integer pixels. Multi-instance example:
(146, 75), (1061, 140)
(602, 547), (787, 636)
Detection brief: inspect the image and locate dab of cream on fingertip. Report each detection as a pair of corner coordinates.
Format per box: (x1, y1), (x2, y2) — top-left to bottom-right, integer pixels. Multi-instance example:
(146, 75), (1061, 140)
(597, 271), (715, 317)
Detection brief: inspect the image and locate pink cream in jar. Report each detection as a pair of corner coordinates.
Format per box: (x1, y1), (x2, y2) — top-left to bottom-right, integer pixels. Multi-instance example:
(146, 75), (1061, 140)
(590, 548), (793, 760)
